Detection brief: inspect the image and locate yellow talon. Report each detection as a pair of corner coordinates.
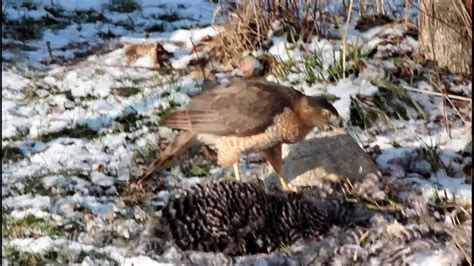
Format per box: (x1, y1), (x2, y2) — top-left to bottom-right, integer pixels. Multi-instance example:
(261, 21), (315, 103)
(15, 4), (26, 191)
(233, 163), (241, 181)
(278, 174), (297, 192)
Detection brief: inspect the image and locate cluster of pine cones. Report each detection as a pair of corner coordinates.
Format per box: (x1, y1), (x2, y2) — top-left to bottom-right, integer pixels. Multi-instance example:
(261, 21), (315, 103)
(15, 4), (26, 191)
(136, 180), (373, 256)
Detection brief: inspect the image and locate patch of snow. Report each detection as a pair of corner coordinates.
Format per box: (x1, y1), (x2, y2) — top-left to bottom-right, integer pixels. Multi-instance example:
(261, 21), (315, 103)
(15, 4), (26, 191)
(169, 26), (220, 49)
(10, 236), (59, 255)
(2, 71), (31, 91)
(3, 195), (51, 210)
(411, 247), (462, 266)
(268, 37), (304, 62)
(90, 171), (115, 187)
(324, 78), (379, 121)
(121, 256), (164, 266)
(54, 0), (107, 12)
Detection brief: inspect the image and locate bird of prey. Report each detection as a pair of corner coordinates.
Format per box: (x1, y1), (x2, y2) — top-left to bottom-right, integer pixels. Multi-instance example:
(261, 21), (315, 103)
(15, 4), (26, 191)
(136, 180), (372, 256)
(137, 79), (340, 191)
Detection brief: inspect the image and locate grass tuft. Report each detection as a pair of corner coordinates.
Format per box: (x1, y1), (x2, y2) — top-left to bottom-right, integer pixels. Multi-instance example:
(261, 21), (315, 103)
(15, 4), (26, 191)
(107, 0), (141, 13)
(36, 125), (100, 143)
(2, 146), (25, 163)
(2, 215), (60, 239)
(158, 11), (181, 22)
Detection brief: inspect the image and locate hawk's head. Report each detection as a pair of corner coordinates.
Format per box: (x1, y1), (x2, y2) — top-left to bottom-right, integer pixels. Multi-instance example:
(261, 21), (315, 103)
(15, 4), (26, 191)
(299, 96), (342, 128)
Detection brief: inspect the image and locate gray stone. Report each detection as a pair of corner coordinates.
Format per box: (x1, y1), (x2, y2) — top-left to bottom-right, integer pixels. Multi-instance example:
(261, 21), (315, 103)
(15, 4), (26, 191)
(269, 128), (381, 187)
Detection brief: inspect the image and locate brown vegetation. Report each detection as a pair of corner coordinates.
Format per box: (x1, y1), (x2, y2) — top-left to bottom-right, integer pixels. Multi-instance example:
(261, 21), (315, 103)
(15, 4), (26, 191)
(122, 41), (172, 68)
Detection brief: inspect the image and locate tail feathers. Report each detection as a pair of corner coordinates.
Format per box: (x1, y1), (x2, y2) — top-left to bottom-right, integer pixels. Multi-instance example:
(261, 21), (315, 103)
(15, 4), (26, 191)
(160, 110), (192, 130)
(140, 131), (198, 180)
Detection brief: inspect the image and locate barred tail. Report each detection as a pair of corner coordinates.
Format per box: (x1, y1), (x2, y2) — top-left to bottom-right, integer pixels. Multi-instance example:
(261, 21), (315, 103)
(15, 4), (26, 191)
(160, 110), (193, 131)
(138, 131), (198, 182)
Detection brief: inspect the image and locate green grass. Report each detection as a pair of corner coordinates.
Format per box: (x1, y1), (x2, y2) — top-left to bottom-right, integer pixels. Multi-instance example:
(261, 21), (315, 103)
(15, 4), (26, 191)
(272, 42), (364, 85)
(114, 111), (146, 133)
(2, 215), (60, 239)
(3, 247), (48, 265)
(349, 79), (427, 130)
(182, 164), (209, 177)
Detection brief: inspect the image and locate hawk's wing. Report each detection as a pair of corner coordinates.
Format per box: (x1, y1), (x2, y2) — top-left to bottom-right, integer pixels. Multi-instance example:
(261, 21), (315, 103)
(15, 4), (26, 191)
(185, 79), (302, 136)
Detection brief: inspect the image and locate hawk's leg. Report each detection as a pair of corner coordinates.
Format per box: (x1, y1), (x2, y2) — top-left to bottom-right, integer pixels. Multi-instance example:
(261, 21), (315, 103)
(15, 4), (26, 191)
(233, 163), (242, 181)
(263, 144), (297, 191)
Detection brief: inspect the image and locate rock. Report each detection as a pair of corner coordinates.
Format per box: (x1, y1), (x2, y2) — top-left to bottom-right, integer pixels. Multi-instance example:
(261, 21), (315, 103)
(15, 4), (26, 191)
(272, 128), (381, 188)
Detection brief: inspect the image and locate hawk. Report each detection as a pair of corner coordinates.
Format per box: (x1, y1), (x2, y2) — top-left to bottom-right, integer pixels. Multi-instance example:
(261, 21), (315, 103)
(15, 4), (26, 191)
(137, 79), (340, 190)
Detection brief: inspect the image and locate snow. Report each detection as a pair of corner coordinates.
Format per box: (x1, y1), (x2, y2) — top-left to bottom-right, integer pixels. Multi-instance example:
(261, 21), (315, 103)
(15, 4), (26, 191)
(325, 78), (379, 121)
(3, 195), (51, 209)
(10, 208), (51, 220)
(2, 0), (471, 264)
(268, 37), (304, 62)
(10, 237), (59, 255)
(411, 248), (462, 266)
(2, 71), (31, 91)
(91, 172), (115, 187)
(169, 26), (221, 48)
(53, 1), (107, 12)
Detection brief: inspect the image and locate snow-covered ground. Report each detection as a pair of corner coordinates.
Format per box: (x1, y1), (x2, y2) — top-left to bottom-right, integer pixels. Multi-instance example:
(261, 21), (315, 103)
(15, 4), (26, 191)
(2, 0), (471, 265)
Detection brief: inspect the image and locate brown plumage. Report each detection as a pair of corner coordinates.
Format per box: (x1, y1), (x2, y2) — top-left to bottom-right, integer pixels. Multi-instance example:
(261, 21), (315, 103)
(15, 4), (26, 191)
(138, 79), (340, 190)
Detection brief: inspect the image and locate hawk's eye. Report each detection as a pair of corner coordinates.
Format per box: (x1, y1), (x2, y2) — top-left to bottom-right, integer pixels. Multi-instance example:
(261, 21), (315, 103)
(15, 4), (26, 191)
(322, 110), (332, 119)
